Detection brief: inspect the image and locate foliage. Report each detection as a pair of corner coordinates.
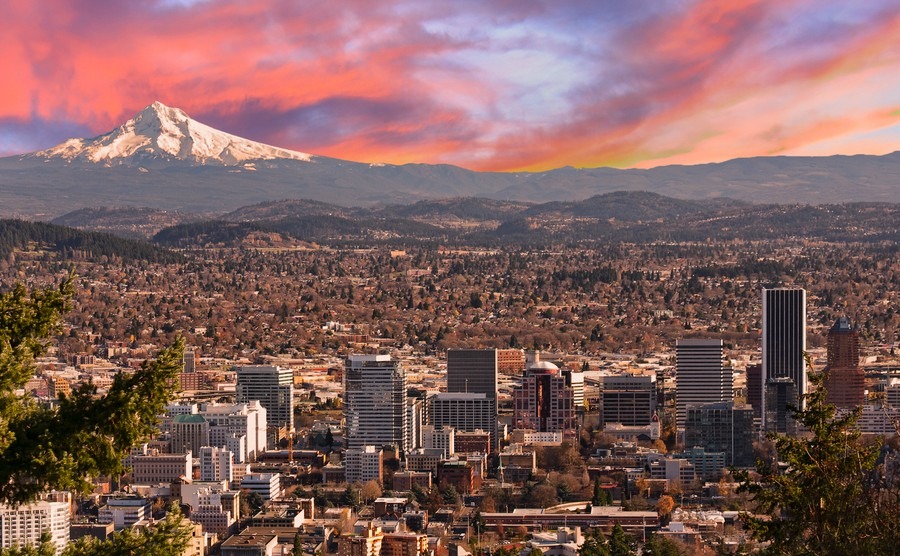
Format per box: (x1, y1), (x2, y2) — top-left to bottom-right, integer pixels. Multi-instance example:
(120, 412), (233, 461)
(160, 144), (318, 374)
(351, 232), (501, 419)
(0, 219), (179, 263)
(736, 359), (899, 555)
(640, 535), (692, 556)
(0, 506), (192, 556)
(608, 524), (636, 556)
(0, 278), (185, 504)
(578, 527), (610, 556)
(592, 477), (611, 506)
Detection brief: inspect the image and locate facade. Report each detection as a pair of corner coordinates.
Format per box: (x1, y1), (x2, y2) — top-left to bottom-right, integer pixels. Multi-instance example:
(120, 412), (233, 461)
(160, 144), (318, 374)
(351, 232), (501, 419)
(745, 364), (763, 420)
(684, 401), (755, 467)
(344, 445), (384, 485)
(429, 393), (496, 452)
(344, 355), (409, 452)
(171, 413), (210, 455)
(422, 425), (455, 458)
(240, 473), (282, 501)
(131, 451), (192, 484)
(202, 401), (267, 462)
(761, 288), (807, 432)
(200, 446), (234, 482)
(99, 496), (151, 531)
(382, 532), (428, 556)
(599, 374), (657, 427)
(0, 492), (70, 555)
(236, 366), (293, 448)
(454, 430), (491, 454)
(447, 349), (499, 451)
(823, 317), (865, 409)
(672, 447), (726, 481)
(338, 523), (383, 556)
(675, 339), (731, 431)
(221, 532), (277, 556)
(514, 361), (576, 433)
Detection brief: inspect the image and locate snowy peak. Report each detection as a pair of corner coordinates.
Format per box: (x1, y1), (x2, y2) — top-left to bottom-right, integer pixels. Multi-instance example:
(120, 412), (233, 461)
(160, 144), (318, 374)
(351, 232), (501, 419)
(33, 101), (314, 166)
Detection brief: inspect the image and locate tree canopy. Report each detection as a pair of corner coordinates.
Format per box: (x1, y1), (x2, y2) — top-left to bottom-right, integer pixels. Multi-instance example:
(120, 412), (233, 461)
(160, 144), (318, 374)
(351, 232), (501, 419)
(736, 358), (900, 555)
(0, 278), (190, 554)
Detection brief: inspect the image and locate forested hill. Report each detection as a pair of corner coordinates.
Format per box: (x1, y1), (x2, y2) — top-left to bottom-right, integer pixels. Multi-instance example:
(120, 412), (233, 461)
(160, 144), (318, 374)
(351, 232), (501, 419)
(0, 219), (181, 263)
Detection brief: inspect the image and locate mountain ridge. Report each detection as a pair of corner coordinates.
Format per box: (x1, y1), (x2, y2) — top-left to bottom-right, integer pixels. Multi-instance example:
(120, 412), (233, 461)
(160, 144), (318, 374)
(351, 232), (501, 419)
(2, 102), (900, 217)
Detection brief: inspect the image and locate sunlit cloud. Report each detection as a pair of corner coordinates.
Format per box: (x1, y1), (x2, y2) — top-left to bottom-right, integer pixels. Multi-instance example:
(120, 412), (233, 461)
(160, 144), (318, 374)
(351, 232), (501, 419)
(2, 0), (900, 171)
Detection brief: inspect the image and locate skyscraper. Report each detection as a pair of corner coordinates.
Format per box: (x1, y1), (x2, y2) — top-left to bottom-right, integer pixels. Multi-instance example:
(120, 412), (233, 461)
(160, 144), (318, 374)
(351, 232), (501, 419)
(344, 355), (409, 452)
(447, 349), (499, 451)
(599, 374), (657, 427)
(761, 288), (806, 432)
(823, 317), (865, 408)
(675, 339), (731, 431)
(236, 365), (293, 448)
(513, 361), (575, 433)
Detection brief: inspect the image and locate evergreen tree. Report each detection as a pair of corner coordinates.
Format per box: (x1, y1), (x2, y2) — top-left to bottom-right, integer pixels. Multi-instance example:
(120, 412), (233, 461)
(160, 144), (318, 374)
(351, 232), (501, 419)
(578, 527), (610, 556)
(0, 279), (190, 554)
(608, 524), (636, 556)
(736, 357), (899, 555)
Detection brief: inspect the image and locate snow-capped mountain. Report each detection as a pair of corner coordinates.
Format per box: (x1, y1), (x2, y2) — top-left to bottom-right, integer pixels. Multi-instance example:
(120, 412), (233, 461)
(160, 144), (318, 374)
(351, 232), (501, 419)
(31, 101), (314, 166)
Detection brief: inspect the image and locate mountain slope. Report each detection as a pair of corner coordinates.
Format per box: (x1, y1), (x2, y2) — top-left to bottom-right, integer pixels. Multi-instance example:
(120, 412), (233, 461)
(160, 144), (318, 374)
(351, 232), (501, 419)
(30, 102), (313, 166)
(2, 102), (900, 218)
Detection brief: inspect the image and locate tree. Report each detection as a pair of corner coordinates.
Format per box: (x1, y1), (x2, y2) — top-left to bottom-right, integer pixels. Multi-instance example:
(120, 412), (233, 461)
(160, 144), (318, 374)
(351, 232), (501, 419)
(736, 358), (899, 555)
(0, 278), (186, 505)
(61, 505), (192, 556)
(578, 527), (610, 556)
(608, 523), (636, 556)
(360, 480), (383, 504)
(656, 495), (675, 525)
(593, 477), (611, 506)
(640, 535), (691, 556)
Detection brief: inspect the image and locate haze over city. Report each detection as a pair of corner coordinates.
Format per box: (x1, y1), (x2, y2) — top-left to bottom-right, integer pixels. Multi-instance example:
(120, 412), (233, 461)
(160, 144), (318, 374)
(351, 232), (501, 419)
(4, 0), (900, 171)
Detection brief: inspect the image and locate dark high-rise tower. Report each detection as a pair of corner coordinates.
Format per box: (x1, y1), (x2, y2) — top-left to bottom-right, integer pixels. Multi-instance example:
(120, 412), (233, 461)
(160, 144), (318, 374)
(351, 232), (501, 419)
(823, 317), (865, 408)
(447, 349), (499, 451)
(761, 288), (806, 433)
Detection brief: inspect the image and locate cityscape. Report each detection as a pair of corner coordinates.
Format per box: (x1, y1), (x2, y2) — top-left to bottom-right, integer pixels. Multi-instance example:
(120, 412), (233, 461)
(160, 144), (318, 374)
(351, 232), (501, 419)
(3, 1), (900, 555)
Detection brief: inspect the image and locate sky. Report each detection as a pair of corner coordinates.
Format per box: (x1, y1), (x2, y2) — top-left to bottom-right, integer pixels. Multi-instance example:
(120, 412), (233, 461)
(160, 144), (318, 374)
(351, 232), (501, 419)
(3, 0), (900, 171)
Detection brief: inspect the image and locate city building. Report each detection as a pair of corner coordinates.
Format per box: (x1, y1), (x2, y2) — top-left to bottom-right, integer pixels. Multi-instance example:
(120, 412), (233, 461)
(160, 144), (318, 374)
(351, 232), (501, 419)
(422, 425), (455, 458)
(171, 413), (210, 456)
(344, 355), (409, 452)
(0, 491), (70, 555)
(236, 366), (293, 449)
(761, 288), (807, 433)
(131, 450), (192, 484)
(202, 401), (267, 462)
(745, 364), (762, 420)
(599, 374), (657, 427)
(221, 532), (277, 556)
(675, 339), (731, 431)
(338, 523), (383, 556)
(684, 401), (755, 467)
(672, 447), (726, 481)
(823, 317), (865, 409)
(240, 473), (282, 501)
(447, 349), (499, 451)
(200, 446), (234, 483)
(429, 393), (496, 453)
(513, 361), (576, 433)
(99, 496), (151, 531)
(344, 445), (384, 485)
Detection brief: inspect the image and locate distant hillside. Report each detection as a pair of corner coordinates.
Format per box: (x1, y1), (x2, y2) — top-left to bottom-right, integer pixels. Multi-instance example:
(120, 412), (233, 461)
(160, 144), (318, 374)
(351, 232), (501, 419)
(146, 191), (900, 248)
(0, 219), (180, 263)
(51, 206), (197, 239)
(223, 199), (353, 222)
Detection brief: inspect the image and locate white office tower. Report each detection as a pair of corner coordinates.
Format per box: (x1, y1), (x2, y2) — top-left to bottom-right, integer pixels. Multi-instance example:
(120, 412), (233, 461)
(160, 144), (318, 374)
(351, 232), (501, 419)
(422, 425), (456, 458)
(0, 492), (70, 555)
(200, 446), (234, 483)
(761, 288), (807, 433)
(236, 365), (293, 449)
(344, 445), (384, 484)
(344, 355), (409, 452)
(201, 401), (267, 462)
(675, 339), (731, 431)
